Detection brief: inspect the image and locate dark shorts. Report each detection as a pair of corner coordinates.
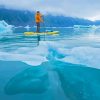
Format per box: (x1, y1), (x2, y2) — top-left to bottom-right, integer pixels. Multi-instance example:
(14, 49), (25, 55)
(36, 22), (40, 27)
(36, 22), (40, 32)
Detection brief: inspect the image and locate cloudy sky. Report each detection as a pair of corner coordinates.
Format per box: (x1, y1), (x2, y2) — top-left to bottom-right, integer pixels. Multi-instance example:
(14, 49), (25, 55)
(0, 0), (100, 21)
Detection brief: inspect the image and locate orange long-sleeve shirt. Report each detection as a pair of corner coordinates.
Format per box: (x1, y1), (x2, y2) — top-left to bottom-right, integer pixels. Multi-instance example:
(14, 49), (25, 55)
(35, 13), (43, 23)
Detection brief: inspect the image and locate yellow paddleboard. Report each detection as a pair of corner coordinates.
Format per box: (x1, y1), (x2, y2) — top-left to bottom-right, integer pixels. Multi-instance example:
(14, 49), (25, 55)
(24, 31), (59, 36)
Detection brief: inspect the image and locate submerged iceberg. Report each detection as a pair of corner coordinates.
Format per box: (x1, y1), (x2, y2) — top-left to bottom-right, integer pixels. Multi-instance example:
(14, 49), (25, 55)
(5, 65), (49, 94)
(4, 60), (100, 100)
(0, 20), (13, 33)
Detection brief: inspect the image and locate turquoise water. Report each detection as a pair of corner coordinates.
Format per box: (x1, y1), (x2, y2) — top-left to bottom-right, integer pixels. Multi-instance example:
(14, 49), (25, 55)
(0, 24), (100, 100)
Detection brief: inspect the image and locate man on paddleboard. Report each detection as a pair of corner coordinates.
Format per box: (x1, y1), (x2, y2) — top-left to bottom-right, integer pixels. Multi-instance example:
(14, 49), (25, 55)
(35, 11), (43, 32)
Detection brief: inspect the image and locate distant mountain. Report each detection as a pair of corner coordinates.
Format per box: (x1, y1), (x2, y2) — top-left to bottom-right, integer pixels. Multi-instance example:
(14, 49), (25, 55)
(44, 15), (93, 27)
(0, 8), (34, 26)
(94, 20), (100, 25)
(0, 8), (97, 27)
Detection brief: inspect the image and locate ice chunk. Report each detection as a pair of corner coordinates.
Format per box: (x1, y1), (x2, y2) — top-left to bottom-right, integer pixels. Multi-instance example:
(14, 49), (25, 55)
(0, 20), (13, 33)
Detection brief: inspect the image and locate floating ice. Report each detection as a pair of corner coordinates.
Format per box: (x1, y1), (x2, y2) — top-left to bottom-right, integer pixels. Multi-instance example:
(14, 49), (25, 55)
(0, 20), (13, 34)
(0, 40), (100, 69)
(24, 25), (30, 31)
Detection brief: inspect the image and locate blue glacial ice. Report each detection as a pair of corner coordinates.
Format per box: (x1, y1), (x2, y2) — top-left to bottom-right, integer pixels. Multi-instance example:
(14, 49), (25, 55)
(3, 60), (100, 100)
(0, 20), (13, 34)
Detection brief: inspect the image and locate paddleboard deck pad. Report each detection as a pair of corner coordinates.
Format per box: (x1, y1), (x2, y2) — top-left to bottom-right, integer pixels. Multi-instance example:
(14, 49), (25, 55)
(24, 31), (59, 36)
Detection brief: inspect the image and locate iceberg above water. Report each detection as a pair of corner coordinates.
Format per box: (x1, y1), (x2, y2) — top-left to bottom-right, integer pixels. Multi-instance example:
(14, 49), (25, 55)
(0, 20), (13, 33)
